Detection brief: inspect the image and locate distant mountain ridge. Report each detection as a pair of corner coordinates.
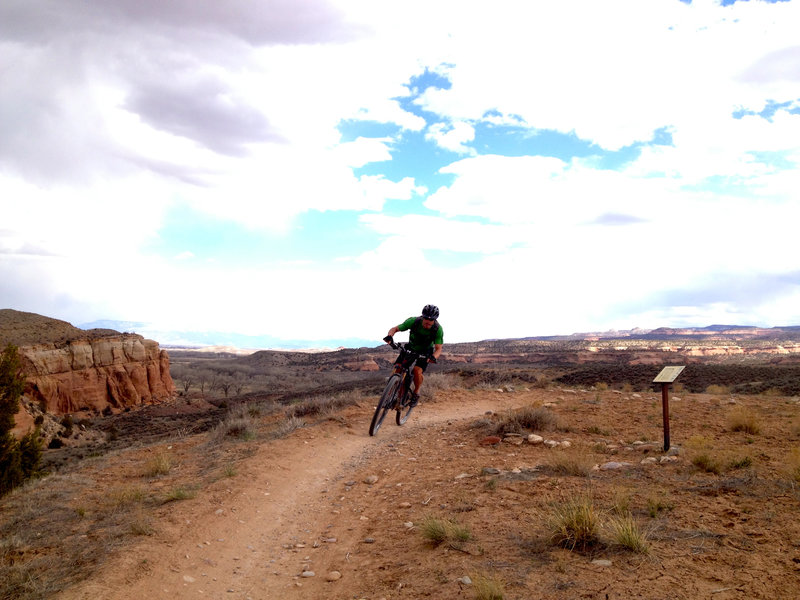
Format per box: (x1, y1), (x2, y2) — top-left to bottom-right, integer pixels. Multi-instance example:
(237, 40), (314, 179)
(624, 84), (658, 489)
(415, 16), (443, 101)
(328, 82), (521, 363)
(524, 324), (800, 342)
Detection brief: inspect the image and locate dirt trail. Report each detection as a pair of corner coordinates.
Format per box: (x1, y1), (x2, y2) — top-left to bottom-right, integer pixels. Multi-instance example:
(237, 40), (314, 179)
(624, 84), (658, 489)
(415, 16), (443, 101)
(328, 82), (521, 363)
(56, 388), (800, 600)
(59, 391), (525, 600)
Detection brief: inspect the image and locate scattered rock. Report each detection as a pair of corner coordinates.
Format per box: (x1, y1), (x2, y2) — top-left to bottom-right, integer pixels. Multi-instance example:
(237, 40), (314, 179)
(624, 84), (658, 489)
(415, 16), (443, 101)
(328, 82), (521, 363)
(323, 537), (337, 543)
(399, 502), (412, 508)
(599, 461), (634, 470)
(458, 576), (473, 585)
(345, 481), (356, 486)
(560, 440), (572, 448)
(364, 537), (376, 544)
(455, 473), (471, 479)
(183, 575), (196, 583)
(403, 522), (414, 529)
(481, 467), (501, 475)
(660, 456), (679, 464)
(301, 571), (315, 578)
(503, 436), (523, 446)
(641, 457), (657, 465)
(666, 446), (682, 456)
(326, 571), (342, 582)
(480, 436), (502, 446)
(363, 475), (379, 485)
(544, 440), (559, 448)
(527, 434), (544, 445)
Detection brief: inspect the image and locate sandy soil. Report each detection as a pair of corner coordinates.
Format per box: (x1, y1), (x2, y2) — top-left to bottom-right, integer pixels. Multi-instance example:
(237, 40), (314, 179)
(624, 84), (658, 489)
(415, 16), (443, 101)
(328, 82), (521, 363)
(53, 387), (800, 600)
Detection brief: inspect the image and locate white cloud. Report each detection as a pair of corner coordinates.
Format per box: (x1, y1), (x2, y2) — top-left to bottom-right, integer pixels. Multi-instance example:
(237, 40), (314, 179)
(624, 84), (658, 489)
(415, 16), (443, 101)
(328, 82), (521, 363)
(425, 121), (476, 155)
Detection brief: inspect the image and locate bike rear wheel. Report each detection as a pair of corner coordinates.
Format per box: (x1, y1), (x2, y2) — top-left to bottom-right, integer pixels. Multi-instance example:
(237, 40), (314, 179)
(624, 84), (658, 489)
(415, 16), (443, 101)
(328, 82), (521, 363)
(369, 374), (401, 436)
(395, 384), (414, 426)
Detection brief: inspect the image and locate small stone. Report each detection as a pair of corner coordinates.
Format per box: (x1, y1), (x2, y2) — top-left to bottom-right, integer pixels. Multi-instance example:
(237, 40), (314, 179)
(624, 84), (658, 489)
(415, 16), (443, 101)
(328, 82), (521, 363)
(503, 436), (523, 446)
(345, 481), (356, 486)
(455, 473), (471, 479)
(214, 509), (224, 515)
(660, 456), (678, 464)
(301, 571), (315, 578)
(544, 440), (559, 448)
(403, 521), (414, 529)
(399, 502), (412, 508)
(323, 537), (337, 543)
(591, 559), (613, 567)
(641, 457), (657, 465)
(481, 467), (501, 475)
(666, 446), (682, 456)
(363, 475), (379, 484)
(560, 440), (572, 448)
(183, 575), (196, 583)
(527, 434), (544, 445)
(480, 436), (502, 446)
(326, 571), (342, 581)
(458, 576), (473, 585)
(511, 468), (521, 474)
(363, 537), (376, 544)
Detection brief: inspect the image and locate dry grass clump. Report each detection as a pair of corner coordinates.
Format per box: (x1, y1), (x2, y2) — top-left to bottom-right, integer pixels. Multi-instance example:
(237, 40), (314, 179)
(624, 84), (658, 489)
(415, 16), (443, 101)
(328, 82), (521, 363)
(142, 451), (172, 478)
(419, 515), (472, 547)
(547, 495), (601, 551)
(646, 494), (675, 518)
(605, 514), (649, 553)
(289, 392), (361, 418)
(705, 384), (730, 395)
(210, 405), (258, 443)
(786, 448), (800, 484)
(727, 406), (762, 435)
(269, 415), (305, 439)
(472, 572), (505, 600)
(491, 404), (560, 436)
(424, 372), (464, 392)
(544, 447), (595, 477)
(162, 486), (197, 503)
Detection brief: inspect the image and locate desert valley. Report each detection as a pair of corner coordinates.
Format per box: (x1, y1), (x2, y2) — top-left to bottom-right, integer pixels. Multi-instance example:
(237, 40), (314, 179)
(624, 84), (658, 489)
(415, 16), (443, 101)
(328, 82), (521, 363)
(2, 308), (800, 600)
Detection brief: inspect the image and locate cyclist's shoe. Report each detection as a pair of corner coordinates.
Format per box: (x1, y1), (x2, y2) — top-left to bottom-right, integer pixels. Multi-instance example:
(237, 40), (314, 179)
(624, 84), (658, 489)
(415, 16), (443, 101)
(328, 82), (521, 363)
(409, 392), (420, 408)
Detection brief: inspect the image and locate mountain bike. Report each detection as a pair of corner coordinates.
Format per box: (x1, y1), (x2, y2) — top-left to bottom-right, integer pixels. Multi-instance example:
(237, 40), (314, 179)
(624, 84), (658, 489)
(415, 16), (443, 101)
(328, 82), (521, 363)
(369, 341), (431, 436)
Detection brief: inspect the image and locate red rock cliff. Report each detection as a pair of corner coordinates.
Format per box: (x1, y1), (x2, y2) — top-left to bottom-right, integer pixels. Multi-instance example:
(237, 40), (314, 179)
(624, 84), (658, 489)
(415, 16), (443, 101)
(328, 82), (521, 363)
(18, 334), (175, 415)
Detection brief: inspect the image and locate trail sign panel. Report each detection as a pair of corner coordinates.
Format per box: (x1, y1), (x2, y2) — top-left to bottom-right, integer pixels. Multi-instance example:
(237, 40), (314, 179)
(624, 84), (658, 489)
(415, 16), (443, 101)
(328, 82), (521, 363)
(653, 366), (685, 384)
(653, 366), (685, 451)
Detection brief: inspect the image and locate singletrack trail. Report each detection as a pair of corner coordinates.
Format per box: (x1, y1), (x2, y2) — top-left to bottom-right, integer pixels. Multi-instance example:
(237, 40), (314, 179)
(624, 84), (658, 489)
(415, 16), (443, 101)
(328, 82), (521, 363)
(59, 389), (530, 600)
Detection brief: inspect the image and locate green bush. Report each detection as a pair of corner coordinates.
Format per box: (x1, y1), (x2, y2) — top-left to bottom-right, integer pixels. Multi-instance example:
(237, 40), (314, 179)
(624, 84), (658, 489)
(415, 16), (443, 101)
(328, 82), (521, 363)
(1, 344), (42, 496)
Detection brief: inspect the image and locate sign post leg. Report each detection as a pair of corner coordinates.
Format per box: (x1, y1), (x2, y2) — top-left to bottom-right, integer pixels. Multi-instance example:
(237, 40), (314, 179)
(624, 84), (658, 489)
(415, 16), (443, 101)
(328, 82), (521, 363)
(661, 383), (670, 451)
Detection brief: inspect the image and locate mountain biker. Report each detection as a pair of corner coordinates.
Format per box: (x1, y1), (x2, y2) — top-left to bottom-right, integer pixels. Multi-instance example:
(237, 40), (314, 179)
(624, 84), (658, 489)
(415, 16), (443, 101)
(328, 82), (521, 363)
(383, 304), (443, 407)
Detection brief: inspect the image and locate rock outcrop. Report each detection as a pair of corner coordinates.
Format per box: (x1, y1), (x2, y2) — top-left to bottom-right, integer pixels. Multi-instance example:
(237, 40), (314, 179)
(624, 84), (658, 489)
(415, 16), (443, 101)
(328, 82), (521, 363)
(19, 334), (175, 415)
(1, 310), (175, 431)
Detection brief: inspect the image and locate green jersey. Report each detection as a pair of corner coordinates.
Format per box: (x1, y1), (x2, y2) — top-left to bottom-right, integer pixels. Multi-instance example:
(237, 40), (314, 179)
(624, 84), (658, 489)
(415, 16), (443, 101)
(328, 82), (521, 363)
(397, 316), (443, 354)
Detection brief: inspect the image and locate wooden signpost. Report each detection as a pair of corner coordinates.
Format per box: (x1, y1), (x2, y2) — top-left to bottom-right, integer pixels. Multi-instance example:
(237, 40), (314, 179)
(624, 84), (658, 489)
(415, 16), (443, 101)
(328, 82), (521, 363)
(653, 366), (685, 451)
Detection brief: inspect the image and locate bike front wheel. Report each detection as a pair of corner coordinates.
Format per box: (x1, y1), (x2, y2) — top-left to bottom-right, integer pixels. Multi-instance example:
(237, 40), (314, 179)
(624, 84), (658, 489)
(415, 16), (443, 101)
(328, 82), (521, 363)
(396, 386), (414, 426)
(369, 374), (401, 436)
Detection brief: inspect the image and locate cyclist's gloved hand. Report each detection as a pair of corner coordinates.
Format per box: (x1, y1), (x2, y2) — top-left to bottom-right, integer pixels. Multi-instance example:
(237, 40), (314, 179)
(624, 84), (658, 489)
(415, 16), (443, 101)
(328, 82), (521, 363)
(427, 353), (437, 363)
(383, 335), (394, 344)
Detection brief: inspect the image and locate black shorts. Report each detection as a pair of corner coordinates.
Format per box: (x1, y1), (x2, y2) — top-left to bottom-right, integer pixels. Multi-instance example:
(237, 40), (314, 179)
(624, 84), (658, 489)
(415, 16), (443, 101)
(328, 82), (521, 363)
(395, 353), (429, 373)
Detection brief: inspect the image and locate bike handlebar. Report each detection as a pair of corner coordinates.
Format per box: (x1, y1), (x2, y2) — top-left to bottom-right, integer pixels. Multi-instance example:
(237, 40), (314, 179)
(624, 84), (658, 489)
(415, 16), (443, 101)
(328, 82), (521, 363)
(387, 340), (435, 362)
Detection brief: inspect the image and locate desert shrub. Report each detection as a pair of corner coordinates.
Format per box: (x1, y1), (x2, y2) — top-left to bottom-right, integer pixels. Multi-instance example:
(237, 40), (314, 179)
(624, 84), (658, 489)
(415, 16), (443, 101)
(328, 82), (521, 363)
(472, 573), (505, 600)
(491, 405), (559, 436)
(605, 514), (649, 553)
(544, 448), (595, 477)
(705, 384), (730, 395)
(610, 489), (632, 516)
(595, 382), (609, 391)
(269, 415), (305, 439)
(424, 372), (463, 391)
(547, 495), (601, 551)
(727, 406), (762, 435)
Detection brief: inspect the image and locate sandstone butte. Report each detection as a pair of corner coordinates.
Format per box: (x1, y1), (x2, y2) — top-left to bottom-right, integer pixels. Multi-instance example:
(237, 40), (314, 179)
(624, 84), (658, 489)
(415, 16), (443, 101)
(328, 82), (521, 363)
(0, 309), (175, 436)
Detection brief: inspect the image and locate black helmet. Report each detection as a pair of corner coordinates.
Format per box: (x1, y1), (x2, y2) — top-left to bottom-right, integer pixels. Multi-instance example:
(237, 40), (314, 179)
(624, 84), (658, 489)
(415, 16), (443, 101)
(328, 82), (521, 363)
(421, 304), (439, 320)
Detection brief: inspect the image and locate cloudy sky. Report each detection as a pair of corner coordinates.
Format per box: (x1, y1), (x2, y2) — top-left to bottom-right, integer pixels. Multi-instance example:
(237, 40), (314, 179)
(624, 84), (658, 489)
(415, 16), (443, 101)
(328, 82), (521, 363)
(1, 0), (799, 347)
